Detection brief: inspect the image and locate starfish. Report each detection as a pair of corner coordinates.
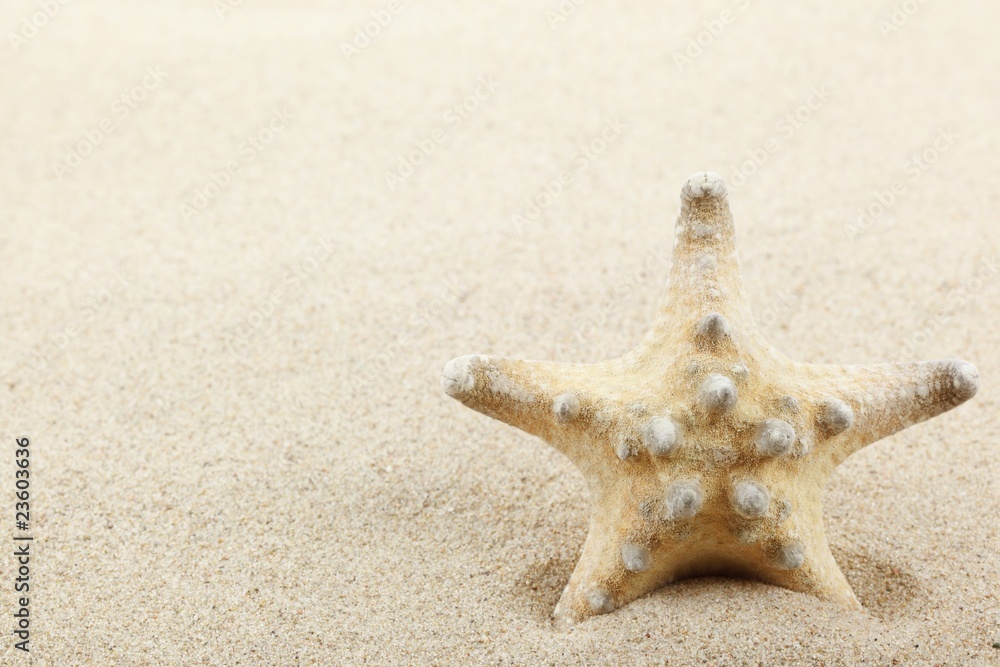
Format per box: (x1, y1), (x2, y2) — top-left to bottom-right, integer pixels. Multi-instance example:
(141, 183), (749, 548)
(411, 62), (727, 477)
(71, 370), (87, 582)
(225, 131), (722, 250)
(441, 172), (979, 628)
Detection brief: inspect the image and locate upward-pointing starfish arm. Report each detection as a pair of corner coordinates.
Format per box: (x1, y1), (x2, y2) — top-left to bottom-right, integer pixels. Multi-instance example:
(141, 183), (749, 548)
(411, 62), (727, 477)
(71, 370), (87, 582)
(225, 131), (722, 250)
(664, 173), (753, 319)
(642, 173), (755, 355)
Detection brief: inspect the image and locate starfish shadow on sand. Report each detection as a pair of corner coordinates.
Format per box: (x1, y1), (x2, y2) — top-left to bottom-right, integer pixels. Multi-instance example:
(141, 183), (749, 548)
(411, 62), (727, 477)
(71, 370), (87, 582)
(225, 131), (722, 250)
(833, 544), (926, 622)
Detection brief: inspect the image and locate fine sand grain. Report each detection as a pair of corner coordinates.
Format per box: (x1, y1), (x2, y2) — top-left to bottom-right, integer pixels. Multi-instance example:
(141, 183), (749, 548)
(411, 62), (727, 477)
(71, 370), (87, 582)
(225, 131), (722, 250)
(1, 1), (997, 665)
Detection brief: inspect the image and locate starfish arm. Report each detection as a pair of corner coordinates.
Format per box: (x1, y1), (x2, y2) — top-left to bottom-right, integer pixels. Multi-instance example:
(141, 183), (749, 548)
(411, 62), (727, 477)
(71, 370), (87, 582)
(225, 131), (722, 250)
(652, 172), (754, 334)
(551, 498), (665, 629)
(440, 354), (601, 466)
(798, 359), (979, 464)
(740, 496), (862, 608)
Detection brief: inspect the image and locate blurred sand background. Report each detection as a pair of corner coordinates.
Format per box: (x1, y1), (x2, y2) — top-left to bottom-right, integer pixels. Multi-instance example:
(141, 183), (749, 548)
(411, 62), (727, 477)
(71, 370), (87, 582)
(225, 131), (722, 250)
(0, 0), (998, 664)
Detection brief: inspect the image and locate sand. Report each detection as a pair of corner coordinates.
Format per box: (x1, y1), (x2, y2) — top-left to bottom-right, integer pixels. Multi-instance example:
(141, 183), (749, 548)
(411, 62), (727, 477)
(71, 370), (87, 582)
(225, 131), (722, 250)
(1, 1), (997, 665)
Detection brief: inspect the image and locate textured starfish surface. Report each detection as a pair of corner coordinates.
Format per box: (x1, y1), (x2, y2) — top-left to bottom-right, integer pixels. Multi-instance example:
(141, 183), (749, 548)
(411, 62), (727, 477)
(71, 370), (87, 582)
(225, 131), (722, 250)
(441, 172), (979, 628)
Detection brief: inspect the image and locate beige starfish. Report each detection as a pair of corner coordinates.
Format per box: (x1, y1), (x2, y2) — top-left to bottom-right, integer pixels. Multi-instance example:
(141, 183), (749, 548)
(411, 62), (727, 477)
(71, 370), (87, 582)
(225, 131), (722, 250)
(441, 172), (979, 628)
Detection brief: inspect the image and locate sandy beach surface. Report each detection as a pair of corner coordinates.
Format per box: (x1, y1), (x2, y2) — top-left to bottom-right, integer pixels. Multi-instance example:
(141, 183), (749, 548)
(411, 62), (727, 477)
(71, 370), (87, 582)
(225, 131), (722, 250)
(1, 1), (997, 664)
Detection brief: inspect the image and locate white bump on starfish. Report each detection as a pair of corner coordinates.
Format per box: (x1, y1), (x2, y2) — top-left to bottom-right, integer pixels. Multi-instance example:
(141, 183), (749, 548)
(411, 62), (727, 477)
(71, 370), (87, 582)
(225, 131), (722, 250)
(682, 171), (726, 200)
(950, 360), (979, 400)
(690, 252), (718, 276)
(755, 419), (796, 457)
(797, 433), (815, 456)
(615, 433), (640, 461)
(587, 588), (615, 614)
(699, 374), (737, 414)
(643, 415), (682, 456)
(665, 479), (703, 520)
(776, 541), (805, 570)
(817, 397), (854, 436)
(733, 480), (770, 518)
(695, 312), (732, 347)
(440, 354), (479, 398)
(442, 172), (980, 627)
(780, 395), (800, 413)
(621, 543), (652, 573)
(553, 392), (580, 423)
